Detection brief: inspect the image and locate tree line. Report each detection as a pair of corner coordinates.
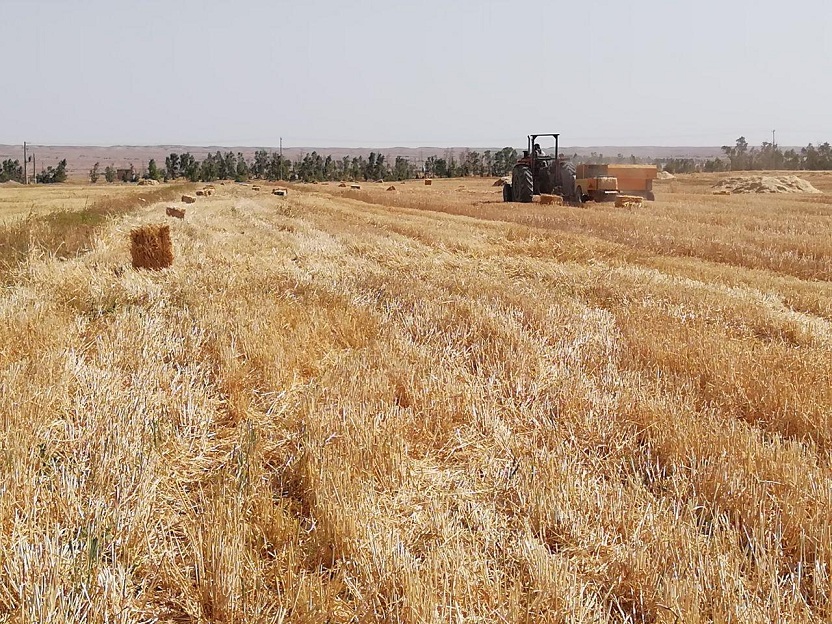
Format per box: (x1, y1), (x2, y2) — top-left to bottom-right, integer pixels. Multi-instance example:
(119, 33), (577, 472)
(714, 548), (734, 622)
(0, 159), (67, 183)
(660, 137), (832, 174)
(82, 147), (523, 184)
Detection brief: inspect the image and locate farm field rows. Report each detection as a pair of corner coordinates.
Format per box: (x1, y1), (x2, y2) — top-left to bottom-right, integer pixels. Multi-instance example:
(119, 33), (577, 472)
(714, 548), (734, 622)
(1, 176), (832, 622)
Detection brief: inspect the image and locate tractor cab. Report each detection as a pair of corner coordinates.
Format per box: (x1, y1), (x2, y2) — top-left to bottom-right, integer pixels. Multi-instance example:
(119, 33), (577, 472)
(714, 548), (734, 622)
(503, 133), (581, 204)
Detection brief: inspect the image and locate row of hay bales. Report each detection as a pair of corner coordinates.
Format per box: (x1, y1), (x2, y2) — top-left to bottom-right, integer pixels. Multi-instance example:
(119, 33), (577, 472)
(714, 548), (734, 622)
(131, 184), (217, 269)
(132, 182), (292, 270)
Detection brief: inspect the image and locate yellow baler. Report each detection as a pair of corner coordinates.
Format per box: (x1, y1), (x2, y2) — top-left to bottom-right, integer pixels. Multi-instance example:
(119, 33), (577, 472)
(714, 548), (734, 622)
(575, 164), (658, 202)
(605, 164), (657, 201)
(576, 164), (619, 202)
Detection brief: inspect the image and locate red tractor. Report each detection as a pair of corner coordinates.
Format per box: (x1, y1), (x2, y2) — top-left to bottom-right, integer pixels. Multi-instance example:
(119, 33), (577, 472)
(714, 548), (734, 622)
(502, 133), (582, 204)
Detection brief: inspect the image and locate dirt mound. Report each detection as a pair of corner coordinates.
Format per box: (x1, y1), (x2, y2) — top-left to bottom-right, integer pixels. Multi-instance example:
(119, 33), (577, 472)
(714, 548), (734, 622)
(713, 175), (821, 195)
(657, 170), (675, 180)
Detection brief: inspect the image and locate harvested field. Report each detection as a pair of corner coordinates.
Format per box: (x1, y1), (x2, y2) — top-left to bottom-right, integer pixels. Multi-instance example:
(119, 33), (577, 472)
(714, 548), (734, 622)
(1, 176), (832, 621)
(0, 184), (153, 223)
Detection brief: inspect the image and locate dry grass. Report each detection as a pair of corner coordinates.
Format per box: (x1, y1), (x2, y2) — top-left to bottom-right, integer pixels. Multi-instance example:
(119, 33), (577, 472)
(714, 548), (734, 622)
(1, 178), (831, 622)
(0, 183), (152, 223)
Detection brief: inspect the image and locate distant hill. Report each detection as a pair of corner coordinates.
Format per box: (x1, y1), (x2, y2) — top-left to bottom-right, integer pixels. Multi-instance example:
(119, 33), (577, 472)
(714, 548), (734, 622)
(0, 144), (730, 177)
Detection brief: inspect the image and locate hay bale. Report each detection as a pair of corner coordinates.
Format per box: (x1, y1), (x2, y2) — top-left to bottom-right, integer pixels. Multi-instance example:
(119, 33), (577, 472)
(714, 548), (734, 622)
(387, 185), (397, 191)
(252, 186), (261, 191)
(338, 182), (347, 188)
(350, 184), (361, 190)
(137, 179), (160, 186)
(195, 190), (205, 197)
(204, 189), (214, 196)
(130, 224), (173, 270)
(615, 195), (644, 208)
(539, 194), (563, 206)
(424, 179), (433, 186)
(165, 206), (185, 219)
(273, 188), (288, 196)
(181, 195), (196, 204)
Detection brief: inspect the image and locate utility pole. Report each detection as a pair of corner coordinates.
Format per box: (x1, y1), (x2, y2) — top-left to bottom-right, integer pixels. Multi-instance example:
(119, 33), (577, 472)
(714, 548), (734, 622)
(32, 153), (36, 183)
(23, 142), (28, 185)
(279, 137), (282, 158)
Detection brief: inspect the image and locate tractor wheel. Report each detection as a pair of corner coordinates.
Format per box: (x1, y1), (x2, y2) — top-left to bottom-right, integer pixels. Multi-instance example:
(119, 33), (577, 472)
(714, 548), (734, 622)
(557, 160), (581, 203)
(503, 182), (513, 202)
(512, 165), (534, 203)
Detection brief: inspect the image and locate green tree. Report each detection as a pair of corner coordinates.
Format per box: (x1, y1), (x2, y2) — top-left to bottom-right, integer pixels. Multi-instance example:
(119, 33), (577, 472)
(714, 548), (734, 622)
(104, 165), (116, 183)
(146, 159), (162, 181)
(235, 152), (249, 181)
(722, 136), (749, 170)
(165, 153), (180, 179)
(89, 162), (100, 183)
(0, 159), (23, 183)
(36, 159), (68, 184)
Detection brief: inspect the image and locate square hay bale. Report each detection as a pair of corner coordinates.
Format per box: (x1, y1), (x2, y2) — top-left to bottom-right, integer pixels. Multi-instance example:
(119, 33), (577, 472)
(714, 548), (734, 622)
(130, 224), (173, 270)
(166, 206), (185, 219)
(338, 182), (347, 188)
(195, 189), (205, 196)
(273, 188), (287, 196)
(539, 194), (563, 206)
(252, 186), (261, 191)
(182, 194), (196, 204)
(615, 195), (644, 208)
(424, 179), (432, 186)
(350, 184), (361, 190)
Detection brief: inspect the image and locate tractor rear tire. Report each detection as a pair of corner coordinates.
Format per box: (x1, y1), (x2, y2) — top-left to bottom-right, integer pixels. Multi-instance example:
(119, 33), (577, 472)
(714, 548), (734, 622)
(512, 165), (534, 203)
(557, 160), (581, 203)
(503, 181), (513, 202)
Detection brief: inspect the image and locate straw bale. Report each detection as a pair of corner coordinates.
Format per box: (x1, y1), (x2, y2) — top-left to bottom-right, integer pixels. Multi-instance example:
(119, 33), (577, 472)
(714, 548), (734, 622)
(425, 179), (432, 186)
(539, 194), (563, 206)
(387, 185), (397, 191)
(130, 224), (173, 270)
(182, 195), (196, 204)
(195, 190), (205, 197)
(350, 184), (361, 190)
(615, 195), (644, 208)
(165, 206), (185, 219)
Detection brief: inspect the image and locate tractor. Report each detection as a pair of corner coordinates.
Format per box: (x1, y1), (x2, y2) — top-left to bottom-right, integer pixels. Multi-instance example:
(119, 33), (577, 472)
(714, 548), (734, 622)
(502, 134), (582, 204)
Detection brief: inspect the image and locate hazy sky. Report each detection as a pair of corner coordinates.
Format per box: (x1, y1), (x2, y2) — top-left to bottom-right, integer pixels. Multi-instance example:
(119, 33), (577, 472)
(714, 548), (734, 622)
(2, 0), (830, 148)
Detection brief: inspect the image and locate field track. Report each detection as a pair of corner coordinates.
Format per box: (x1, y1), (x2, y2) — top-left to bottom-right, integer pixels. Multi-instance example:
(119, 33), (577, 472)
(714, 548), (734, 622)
(2, 178), (832, 622)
